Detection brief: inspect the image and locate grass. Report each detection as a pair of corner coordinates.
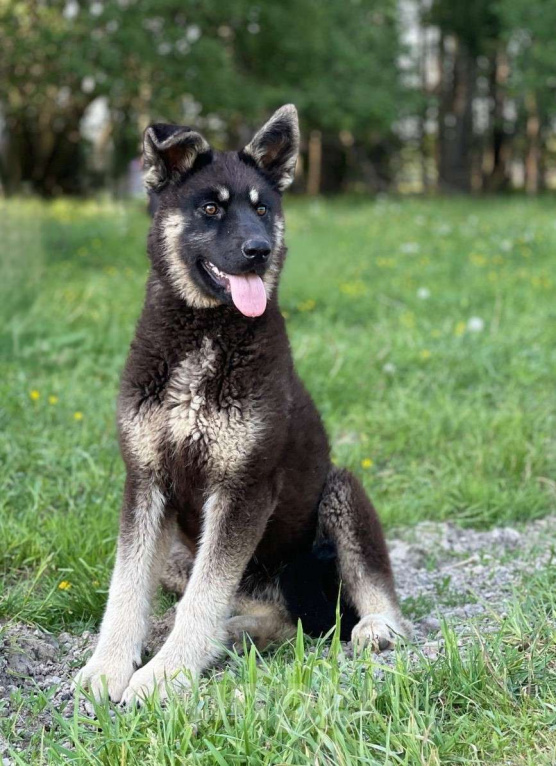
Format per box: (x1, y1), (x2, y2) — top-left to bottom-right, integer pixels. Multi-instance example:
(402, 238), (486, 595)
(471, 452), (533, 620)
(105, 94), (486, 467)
(1, 195), (555, 763)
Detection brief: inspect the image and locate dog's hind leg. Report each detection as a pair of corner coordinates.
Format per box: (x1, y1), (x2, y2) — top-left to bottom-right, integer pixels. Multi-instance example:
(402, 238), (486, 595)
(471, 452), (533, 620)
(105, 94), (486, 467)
(74, 475), (172, 701)
(318, 467), (411, 651)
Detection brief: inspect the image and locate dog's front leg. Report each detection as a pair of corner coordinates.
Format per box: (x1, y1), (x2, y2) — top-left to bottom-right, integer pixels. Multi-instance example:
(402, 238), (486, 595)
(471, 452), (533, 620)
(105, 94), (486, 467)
(121, 481), (276, 703)
(74, 475), (171, 701)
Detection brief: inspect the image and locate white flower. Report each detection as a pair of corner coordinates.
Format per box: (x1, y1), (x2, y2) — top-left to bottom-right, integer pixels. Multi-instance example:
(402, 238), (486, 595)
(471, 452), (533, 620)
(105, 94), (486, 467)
(400, 242), (420, 255)
(417, 287), (430, 300)
(383, 362), (396, 375)
(467, 317), (485, 333)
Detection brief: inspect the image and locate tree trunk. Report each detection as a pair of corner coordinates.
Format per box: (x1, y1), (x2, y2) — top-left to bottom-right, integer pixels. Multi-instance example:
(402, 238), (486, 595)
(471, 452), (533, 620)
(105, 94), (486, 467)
(306, 130), (322, 195)
(319, 135), (348, 194)
(437, 35), (475, 193)
(525, 93), (540, 195)
(483, 51), (511, 192)
(1, 110), (86, 196)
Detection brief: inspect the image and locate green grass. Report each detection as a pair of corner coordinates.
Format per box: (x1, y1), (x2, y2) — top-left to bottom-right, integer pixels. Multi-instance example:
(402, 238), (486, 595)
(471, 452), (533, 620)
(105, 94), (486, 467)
(1, 195), (555, 763)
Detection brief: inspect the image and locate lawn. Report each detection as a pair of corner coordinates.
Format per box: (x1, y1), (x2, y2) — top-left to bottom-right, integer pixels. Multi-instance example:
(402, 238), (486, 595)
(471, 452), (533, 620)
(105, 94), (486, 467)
(1, 195), (555, 764)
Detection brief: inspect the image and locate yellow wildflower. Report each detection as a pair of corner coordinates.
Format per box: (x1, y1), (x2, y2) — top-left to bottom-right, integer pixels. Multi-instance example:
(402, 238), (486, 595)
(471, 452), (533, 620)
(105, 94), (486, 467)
(361, 458), (373, 469)
(469, 253), (487, 267)
(298, 299), (316, 312)
(48, 395), (59, 405)
(29, 390), (40, 401)
(340, 281), (366, 297)
(420, 349), (432, 360)
(58, 581), (72, 591)
(400, 311), (416, 329)
(73, 411), (84, 421)
(454, 321), (466, 337)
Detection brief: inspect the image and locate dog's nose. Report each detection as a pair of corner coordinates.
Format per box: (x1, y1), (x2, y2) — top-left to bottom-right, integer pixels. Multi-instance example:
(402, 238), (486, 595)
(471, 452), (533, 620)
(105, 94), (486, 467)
(242, 239), (271, 262)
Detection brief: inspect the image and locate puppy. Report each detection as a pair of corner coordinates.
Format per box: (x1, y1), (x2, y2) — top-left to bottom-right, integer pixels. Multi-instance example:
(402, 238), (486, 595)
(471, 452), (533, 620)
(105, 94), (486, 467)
(75, 105), (410, 703)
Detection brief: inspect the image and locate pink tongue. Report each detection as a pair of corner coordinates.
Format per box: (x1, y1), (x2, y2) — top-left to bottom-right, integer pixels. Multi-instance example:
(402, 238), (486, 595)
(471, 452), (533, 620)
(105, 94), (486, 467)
(227, 273), (267, 317)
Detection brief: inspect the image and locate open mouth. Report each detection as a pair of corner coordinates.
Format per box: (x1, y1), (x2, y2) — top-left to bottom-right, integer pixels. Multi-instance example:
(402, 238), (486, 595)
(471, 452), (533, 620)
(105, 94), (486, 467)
(201, 260), (232, 292)
(200, 259), (267, 318)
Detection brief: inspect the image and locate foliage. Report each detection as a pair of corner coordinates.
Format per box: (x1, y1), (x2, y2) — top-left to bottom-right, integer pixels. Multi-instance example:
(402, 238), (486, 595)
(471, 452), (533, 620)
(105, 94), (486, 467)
(0, 0), (404, 193)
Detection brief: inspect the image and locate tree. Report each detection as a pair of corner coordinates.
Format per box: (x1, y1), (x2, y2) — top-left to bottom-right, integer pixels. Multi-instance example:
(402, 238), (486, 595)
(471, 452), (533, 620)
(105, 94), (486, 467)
(0, 0), (407, 195)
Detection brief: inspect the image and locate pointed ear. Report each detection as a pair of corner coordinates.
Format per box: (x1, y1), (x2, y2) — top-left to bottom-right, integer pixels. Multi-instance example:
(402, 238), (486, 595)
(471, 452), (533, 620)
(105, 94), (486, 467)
(241, 104), (300, 191)
(143, 123), (211, 192)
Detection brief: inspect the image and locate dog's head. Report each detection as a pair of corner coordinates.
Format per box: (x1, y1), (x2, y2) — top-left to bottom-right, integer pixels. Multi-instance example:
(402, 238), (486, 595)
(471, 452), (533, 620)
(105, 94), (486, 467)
(144, 105), (299, 317)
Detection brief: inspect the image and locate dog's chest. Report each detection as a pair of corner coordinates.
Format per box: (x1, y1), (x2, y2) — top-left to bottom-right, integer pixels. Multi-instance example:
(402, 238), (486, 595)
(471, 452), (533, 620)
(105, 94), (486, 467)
(122, 337), (263, 478)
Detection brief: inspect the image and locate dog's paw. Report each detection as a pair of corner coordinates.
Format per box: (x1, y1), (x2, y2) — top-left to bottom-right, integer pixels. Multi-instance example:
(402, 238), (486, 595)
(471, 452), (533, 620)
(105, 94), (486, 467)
(351, 613), (411, 653)
(73, 653), (136, 703)
(226, 615), (262, 650)
(120, 650), (192, 706)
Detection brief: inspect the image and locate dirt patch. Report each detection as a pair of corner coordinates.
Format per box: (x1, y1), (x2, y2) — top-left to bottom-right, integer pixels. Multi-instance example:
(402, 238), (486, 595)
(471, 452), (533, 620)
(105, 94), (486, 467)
(2, 515), (555, 760)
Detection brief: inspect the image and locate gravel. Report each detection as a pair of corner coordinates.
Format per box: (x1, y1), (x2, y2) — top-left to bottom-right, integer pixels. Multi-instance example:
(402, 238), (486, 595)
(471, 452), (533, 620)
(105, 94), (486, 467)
(2, 515), (555, 756)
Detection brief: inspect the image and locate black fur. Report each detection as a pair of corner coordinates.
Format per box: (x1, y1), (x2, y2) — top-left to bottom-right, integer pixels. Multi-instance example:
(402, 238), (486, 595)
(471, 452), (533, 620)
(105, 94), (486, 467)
(76, 106), (407, 703)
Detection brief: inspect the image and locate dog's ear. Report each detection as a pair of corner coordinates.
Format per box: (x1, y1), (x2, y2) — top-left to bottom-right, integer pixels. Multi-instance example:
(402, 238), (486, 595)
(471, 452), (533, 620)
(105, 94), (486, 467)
(241, 104), (300, 191)
(143, 123), (211, 192)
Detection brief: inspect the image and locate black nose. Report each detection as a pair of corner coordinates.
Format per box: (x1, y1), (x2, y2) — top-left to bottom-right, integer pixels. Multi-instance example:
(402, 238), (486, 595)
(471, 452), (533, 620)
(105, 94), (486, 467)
(242, 238), (271, 262)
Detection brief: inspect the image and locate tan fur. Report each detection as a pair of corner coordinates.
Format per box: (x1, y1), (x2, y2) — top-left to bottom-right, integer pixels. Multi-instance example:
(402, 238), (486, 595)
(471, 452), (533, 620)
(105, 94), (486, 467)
(162, 212), (220, 309)
(166, 337), (267, 480)
(74, 484), (170, 701)
(119, 399), (165, 472)
(228, 597), (296, 650)
(121, 487), (276, 702)
(244, 105), (300, 191)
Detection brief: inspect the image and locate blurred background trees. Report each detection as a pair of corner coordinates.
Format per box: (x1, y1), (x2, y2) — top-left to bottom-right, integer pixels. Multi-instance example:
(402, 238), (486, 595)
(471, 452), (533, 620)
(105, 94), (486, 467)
(0, 0), (555, 196)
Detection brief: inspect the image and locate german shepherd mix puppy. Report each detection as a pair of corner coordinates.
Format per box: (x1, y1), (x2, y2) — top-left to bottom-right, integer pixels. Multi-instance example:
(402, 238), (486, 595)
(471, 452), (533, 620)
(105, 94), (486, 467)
(75, 105), (411, 703)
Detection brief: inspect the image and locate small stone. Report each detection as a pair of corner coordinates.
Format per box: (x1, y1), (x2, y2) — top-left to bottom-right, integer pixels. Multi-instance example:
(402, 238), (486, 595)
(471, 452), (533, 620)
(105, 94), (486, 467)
(419, 616), (441, 634)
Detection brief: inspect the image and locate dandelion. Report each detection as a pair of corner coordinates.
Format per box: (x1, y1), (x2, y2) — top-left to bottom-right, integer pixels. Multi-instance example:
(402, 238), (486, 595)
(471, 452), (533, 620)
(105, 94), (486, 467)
(29, 390), (40, 401)
(420, 349), (432, 360)
(297, 299), (316, 312)
(73, 411), (84, 421)
(469, 253), (487, 267)
(340, 281), (366, 297)
(467, 317), (485, 333)
(58, 581), (72, 590)
(48, 395), (59, 405)
(454, 321), (466, 337)
(417, 287), (430, 300)
(361, 458), (373, 469)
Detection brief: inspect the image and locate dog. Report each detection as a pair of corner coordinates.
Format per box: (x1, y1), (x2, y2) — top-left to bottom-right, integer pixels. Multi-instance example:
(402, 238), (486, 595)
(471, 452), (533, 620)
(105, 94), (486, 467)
(75, 105), (411, 703)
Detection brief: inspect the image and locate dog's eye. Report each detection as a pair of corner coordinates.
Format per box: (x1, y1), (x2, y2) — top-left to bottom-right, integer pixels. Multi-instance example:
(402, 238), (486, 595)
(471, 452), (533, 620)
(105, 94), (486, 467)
(203, 203), (218, 216)
(256, 205), (267, 216)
